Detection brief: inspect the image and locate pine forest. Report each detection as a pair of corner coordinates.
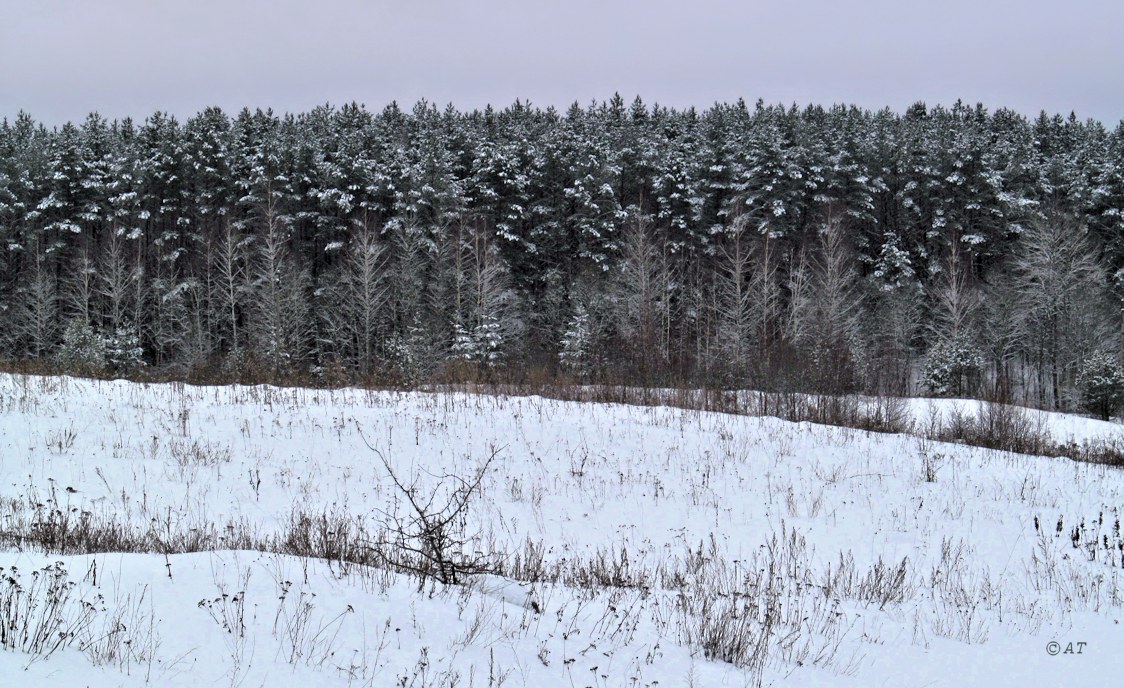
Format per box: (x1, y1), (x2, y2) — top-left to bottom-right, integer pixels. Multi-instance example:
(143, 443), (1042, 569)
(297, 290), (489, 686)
(2, 96), (1123, 410)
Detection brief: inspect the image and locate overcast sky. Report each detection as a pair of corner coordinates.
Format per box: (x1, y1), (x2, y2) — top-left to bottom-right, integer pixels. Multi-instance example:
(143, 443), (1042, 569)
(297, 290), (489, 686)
(2, 0), (1122, 126)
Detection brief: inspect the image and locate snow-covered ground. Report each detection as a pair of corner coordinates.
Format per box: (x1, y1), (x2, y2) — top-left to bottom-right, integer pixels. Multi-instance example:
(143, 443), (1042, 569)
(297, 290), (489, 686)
(1, 373), (1123, 686)
(898, 396), (1124, 444)
(504, 384), (1124, 446)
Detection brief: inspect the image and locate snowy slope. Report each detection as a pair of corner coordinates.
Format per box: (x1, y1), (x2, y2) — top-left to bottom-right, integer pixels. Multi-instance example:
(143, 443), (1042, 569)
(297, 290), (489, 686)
(0, 373), (1122, 686)
(899, 396), (1124, 444)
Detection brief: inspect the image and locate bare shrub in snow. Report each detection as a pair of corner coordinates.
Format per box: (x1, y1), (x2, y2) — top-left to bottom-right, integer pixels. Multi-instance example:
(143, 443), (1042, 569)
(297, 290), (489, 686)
(367, 442), (503, 587)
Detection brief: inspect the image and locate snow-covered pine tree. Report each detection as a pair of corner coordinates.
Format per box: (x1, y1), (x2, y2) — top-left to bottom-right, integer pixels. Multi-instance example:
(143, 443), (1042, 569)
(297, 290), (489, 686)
(56, 318), (107, 374)
(559, 301), (595, 378)
(1076, 350), (1124, 420)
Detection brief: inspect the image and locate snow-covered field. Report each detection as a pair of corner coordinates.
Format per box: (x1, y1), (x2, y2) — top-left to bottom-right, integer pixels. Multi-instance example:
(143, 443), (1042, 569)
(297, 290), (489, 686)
(896, 396), (1124, 444)
(1, 373), (1123, 687)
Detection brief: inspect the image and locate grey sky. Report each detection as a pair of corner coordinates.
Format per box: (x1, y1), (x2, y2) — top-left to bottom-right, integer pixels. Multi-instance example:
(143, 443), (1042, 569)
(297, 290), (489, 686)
(2, 0), (1122, 126)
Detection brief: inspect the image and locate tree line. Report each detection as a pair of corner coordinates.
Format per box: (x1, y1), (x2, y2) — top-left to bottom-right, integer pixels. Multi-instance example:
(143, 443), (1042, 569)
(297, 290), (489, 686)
(1, 97), (1122, 409)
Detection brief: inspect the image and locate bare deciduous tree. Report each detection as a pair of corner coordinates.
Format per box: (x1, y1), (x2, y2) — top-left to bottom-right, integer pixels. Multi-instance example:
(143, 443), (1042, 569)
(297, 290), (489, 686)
(980, 273), (1024, 400)
(67, 252), (96, 328)
(8, 243), (59, 357)
(97, 224), (137, 334)
(716, 207), (756, 382)
(330, 218), (390, 374)
(792, 214), (866, 392)
(1013, 208), (1116, 408)
(928, 244), (979, 346)
(616, 208), (668, 379)
(247, 181), (310, 374)
(448, 215), (518, 369)
(210, 218), (252, 358)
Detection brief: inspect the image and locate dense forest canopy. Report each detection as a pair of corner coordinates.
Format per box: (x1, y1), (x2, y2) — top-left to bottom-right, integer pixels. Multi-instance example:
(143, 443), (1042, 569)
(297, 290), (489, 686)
(1, 97), (1122, 409)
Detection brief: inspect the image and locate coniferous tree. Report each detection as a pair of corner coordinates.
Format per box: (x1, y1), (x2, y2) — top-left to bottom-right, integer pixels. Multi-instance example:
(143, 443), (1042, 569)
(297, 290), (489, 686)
(0, 99), (1119, 403)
